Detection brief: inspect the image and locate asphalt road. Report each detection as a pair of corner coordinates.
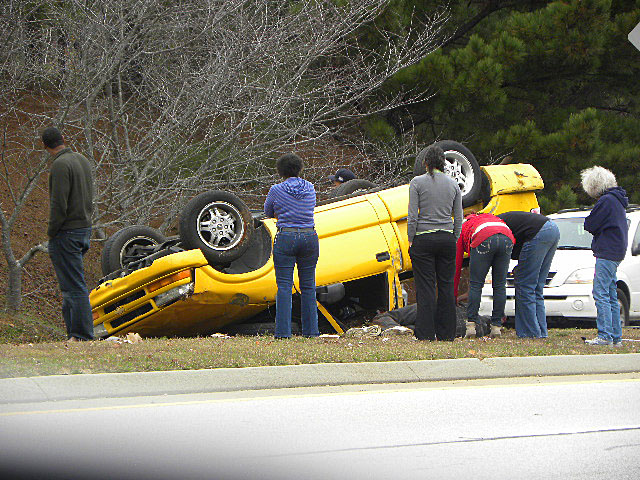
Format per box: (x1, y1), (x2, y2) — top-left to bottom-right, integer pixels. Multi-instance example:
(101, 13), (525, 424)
(1, 373), (639, 480)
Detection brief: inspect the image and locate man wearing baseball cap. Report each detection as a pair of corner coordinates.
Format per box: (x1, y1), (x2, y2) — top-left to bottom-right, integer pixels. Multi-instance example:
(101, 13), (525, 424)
(328, 168), (356, 186)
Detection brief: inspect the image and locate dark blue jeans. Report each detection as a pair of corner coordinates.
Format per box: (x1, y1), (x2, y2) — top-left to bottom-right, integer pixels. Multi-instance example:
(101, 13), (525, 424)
(409, 231), (457, 341)
(468, 233), (513, 326)
(513, 220), (560, 338)
(48, 228), (94, 340)
(273, 231), (320, 338)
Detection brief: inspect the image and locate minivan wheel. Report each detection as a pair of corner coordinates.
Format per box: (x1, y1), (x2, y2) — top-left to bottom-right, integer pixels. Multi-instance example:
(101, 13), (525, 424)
(617, 288), (630, 326)
(101, 225), (167, 276)
(179, 190), (254, 265)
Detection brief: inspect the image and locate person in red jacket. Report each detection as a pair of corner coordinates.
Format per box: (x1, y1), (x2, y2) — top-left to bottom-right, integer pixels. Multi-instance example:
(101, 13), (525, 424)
(454, 213), (514, 338)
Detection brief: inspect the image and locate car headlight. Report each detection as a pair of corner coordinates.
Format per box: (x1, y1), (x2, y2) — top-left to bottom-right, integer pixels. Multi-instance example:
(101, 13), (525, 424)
(154, 283), (195, 307)
(564, 268), (594, 284)
(93, 323), (108, 338)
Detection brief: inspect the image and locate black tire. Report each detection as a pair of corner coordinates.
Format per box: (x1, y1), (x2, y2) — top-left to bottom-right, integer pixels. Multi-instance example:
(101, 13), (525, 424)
(480, 170), (492, 207)
(617, 288), (630, 326)
(179, 190), (254, 265)
(413, 140), (482, 208)
(328, 179), (378, 199)
(101, 225), (167, 275)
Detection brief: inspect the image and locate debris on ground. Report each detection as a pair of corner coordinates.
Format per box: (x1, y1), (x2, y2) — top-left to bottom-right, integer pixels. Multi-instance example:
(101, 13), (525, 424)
(342, 325), (382, 338)
(381, 326), (414, 337)
(211, 333), (231, 338)
(104, 332), (143, 344)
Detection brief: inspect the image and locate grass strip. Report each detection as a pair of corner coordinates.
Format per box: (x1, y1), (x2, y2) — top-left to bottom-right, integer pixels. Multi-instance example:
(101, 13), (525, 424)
(1, 328), (639, 378)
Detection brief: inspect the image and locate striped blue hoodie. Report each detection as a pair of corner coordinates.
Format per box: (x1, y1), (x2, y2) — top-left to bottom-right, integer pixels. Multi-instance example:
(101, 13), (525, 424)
(264, 177), (316, 228)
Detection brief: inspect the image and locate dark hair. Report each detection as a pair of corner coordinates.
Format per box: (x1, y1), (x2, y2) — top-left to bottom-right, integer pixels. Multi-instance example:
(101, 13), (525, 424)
(423, 145), (446, 176)
(276, 153), (303, 178)
(41, 127), (64, 149)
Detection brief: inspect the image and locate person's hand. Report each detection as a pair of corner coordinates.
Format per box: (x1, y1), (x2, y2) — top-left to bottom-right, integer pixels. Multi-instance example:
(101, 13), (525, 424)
(456, 292), (468, 306)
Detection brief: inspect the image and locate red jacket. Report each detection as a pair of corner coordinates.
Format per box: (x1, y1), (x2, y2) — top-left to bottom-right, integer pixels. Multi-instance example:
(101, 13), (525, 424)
(454, 213), (515, 296)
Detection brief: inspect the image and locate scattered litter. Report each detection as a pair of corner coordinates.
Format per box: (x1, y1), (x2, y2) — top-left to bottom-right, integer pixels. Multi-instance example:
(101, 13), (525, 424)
(319, 334), (340, 339)
(125, 332), (143, 344)
(381, 326), (413, 337)
(382, 337), (390, 342)
(104, 333), (143, 344)
(342, 325), (382, 338)
(211, 333), (231, 338)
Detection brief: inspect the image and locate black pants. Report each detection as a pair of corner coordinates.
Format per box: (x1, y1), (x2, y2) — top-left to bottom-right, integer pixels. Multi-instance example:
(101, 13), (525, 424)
(409, 231), (456, 341)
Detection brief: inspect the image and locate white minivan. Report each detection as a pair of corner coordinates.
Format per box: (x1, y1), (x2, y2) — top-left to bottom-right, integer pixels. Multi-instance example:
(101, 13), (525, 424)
(479, 206), (640, 325)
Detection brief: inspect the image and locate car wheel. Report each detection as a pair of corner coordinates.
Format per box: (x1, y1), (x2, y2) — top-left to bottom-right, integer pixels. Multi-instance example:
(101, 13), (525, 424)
(617, 288), (630, 326)
(179, 190), (254, 265)
(480, 171), (492, 207)
(101, 225), (167, 275)
(328, 179), (379, 199)
(413, 140), (482, 208)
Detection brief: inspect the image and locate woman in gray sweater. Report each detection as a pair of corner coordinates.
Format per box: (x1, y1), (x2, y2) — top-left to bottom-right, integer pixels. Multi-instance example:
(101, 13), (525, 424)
(408, 145), (463, 340)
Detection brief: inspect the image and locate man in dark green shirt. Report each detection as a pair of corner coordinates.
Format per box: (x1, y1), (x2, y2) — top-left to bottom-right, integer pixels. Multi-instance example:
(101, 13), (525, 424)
(43, 127), (94, 341)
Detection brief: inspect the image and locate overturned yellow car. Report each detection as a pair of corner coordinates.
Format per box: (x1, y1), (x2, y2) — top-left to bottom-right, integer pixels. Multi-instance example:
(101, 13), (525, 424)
(90, 142), (543, 338)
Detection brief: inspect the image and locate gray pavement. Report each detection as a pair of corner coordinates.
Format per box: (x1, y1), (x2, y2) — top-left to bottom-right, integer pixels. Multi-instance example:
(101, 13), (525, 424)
(1, 353), (640, 404)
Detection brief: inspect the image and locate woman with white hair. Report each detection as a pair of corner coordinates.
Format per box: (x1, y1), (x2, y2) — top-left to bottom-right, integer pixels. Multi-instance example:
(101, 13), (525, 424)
(581, 166), (629, 346)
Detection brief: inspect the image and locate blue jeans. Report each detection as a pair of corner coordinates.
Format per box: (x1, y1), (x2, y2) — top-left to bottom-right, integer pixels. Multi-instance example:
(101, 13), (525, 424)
(592, 258), (621, 343)
(513, 220), (560, 338)
(468, 233), (513, 326)
(273, 231), (320, 338)
(48, 228), (94, 340)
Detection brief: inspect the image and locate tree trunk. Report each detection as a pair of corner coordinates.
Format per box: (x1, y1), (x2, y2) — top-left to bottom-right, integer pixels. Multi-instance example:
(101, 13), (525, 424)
(5, 262), (23, 312)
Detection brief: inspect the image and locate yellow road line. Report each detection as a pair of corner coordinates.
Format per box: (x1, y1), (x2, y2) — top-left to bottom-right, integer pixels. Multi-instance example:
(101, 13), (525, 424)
(2, 376), (639, 418)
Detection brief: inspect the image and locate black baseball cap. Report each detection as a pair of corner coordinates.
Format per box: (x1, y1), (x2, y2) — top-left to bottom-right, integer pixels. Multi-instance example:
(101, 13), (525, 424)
(328, 168), (356, 183)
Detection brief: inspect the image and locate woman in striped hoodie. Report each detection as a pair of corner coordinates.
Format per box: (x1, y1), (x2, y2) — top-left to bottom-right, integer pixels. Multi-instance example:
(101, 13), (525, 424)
(264, 153), (319, 339)
(454, 213), (515, 338)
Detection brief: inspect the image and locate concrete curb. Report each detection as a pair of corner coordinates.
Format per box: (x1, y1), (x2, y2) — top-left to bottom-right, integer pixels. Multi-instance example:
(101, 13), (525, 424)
(1, 353), (639, 404)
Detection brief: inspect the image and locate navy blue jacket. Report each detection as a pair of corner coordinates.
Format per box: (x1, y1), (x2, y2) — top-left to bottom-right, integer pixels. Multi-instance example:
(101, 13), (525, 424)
(584, 187), (628, 261)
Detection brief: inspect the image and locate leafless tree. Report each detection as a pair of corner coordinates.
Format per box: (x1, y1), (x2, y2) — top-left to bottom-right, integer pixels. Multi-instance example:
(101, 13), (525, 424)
(1, 0), (449, 311)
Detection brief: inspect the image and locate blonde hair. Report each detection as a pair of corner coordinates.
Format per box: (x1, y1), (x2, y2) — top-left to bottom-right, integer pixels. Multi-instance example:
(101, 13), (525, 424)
(580, 166), (617, 199)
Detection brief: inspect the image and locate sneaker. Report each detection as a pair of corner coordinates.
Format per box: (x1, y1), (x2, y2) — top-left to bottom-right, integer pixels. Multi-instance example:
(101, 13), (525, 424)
(584, 337), (613, 346)
(465, 321), (476, 338)
(490, 325), (502, 338)
(613, 339), (623, 347)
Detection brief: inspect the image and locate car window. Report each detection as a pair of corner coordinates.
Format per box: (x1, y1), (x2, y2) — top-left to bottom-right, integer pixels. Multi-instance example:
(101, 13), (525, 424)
(554, 217), (592, 249)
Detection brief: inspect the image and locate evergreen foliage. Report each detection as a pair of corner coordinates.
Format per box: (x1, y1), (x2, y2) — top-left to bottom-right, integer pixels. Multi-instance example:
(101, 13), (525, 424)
(372, 0), (640, 209)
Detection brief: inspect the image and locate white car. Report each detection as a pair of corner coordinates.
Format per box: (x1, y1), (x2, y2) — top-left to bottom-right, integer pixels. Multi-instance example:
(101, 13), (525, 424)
(479, 206), (640, 325)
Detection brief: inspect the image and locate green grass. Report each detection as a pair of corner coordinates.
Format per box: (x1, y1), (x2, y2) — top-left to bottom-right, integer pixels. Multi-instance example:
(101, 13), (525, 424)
(1, 327), (639, 378)
(0, 311), (66, 344)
